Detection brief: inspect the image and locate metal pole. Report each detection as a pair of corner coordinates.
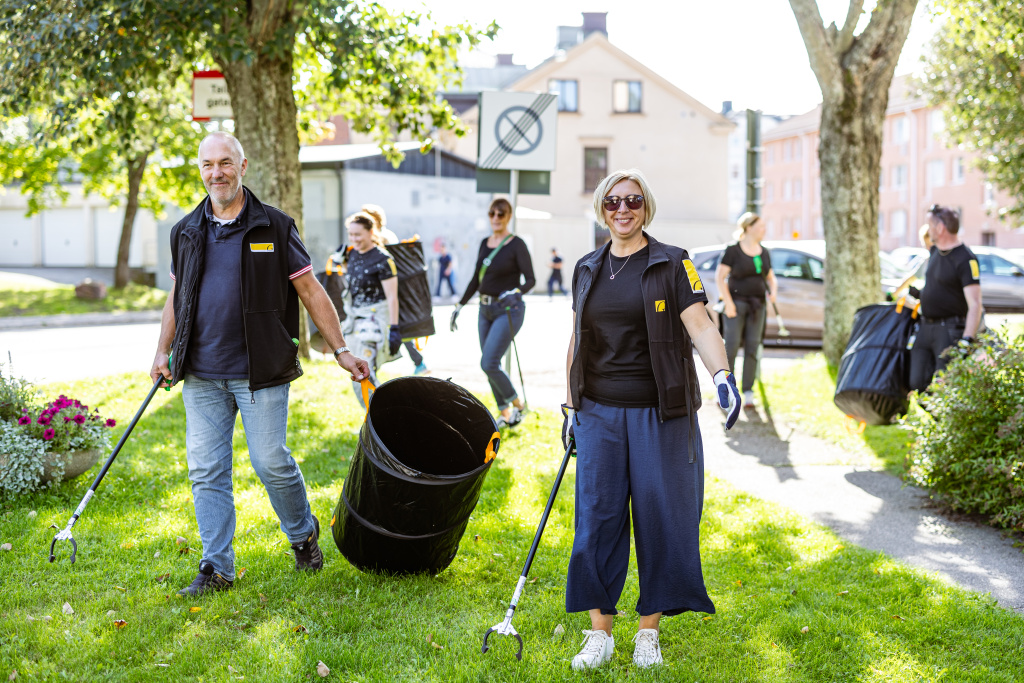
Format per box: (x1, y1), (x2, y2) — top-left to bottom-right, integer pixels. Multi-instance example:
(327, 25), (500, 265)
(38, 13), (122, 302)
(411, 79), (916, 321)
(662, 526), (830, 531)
(746, 109), (762, 215)
(505, 170), (520, 375)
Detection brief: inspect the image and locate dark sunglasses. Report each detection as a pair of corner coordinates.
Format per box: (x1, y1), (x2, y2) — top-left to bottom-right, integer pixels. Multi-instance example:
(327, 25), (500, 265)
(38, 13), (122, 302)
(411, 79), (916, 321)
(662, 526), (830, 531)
(488, 210), (506, 218)
(602, 194), (645, 211)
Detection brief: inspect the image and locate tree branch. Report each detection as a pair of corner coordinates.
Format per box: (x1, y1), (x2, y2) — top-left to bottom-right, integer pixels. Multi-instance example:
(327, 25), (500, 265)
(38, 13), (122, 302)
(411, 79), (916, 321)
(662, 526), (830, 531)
(789, 0), (842, 99)
(848, 0), (919, 70)
(836, 0), (865, 54)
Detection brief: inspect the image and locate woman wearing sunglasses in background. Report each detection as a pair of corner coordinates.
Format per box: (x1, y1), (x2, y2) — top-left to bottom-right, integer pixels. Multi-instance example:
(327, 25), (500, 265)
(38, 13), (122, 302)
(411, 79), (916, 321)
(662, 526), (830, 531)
(714, 211), (778, 409)
(561, 169), (741, 671)
(450, 198), (535, 428)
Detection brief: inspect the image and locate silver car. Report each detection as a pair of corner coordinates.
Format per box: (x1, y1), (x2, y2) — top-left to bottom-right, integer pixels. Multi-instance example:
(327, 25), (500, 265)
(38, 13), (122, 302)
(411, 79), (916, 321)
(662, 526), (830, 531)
(892, 245), (1024, 312)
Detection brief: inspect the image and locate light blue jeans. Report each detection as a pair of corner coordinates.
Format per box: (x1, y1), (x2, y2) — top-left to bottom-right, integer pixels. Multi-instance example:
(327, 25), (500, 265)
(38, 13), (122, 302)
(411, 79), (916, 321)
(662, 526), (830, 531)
(182, 375), (315, 580)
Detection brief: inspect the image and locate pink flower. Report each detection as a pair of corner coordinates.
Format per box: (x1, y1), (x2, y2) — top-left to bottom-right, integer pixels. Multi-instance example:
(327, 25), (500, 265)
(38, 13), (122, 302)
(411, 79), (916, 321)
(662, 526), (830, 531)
(105, 418), (117, 428)
(43, 428), (55, 441)
(64, 416), (72, 422)
(72, 414), (86, 425)
(37, 414), (51, 426)
(17, 415), (31, 425)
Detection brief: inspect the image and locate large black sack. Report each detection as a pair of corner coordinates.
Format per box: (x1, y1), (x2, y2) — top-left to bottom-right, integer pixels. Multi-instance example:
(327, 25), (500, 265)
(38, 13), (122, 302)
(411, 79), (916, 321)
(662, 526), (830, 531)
(331, 376), (499, 574)
(386, 240), (435, 340)
(834, 302), (917, 425)
(309, 254), (347, 353)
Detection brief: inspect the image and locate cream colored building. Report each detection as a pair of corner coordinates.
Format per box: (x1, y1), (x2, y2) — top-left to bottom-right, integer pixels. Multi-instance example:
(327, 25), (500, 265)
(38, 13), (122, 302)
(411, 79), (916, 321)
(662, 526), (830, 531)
(446, 20), (736, 274)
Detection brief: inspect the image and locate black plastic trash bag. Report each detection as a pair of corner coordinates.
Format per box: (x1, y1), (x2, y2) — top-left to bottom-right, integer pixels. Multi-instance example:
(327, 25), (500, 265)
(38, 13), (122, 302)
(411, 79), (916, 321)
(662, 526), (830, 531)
(331, 376), (499, 574)
(834, 302), (917, 425)
(386, 240), (435, 340)
(309, 254), (347, 354)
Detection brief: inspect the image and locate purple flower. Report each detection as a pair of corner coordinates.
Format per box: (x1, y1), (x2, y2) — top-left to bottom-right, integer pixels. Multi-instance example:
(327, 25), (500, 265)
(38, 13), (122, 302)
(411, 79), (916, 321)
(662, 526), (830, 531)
(43, 428), (55, 441)
(17, 415), (31, 425)
(73, 414), (87, 425)
(37, 414), (51, 426)
(105, 418), (117, 428)
(64, 416), (72, 422)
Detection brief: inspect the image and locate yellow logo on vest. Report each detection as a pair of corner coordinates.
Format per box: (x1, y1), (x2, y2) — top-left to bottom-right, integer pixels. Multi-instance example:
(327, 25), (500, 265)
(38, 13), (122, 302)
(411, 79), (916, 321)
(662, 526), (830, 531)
(969, 259), (980, 279)
(655, 300), (666, 312)
(683, 259), (704, 293)
(250, 243), (275, 252)
(387, 258), (397, 276)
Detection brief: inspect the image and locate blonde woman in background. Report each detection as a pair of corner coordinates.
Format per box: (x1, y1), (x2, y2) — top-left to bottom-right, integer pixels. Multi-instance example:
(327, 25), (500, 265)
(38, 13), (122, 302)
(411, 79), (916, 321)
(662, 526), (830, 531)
(714, 212), (778, 409)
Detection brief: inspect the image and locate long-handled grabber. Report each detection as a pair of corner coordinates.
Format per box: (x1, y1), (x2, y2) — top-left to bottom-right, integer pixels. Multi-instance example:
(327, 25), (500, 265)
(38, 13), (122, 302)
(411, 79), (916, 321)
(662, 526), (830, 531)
(482, 441), (573, 660)
(770, 299), (790, 338)
(49, 373), (168, 563)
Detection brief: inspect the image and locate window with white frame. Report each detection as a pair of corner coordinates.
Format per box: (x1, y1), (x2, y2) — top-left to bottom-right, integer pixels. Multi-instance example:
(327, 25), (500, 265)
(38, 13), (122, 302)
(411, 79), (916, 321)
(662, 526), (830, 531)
(893, 117), (909, 145)
(878, 213), (885, 236)
(612, 80), (642, 113)
(783, 179), (792, 201)
(815, 216), (823, 237)
(928, 110), (945, 138)
(767, 146), (775, 165)
(549, 79), (578, 112)
(793, 178), (802, 200)
(879, 168), (885, 190)
(893, 164), (908, 188)
(891, 210), (907, 238)
(794, 139), (802, 160)
(984, 182), (995, 205)
(952, 157), (965, 185)
(926, 159), (945, 189)
(783, 140), (791, 162)
(793, 217), (802, 237)
(765, 182), (774, 202)
(766, 219), (775, 236)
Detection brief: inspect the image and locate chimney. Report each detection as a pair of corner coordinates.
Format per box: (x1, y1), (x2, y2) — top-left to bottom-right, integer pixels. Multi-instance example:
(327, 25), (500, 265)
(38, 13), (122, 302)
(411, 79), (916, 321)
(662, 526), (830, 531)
(496, 53), (514, 67)
(556, 25), (583, 51)
(721, 101), (733, 115)
(582, 12), (607, 38)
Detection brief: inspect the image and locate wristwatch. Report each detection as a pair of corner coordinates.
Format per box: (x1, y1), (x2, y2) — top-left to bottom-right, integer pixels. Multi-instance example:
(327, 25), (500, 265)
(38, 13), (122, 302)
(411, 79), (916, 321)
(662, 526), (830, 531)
(333, 346), (351, 359)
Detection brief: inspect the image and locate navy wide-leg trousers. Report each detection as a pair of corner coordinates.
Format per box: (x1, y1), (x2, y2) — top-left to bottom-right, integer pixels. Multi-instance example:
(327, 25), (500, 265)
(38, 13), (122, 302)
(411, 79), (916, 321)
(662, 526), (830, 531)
(566, 397), (715, 617)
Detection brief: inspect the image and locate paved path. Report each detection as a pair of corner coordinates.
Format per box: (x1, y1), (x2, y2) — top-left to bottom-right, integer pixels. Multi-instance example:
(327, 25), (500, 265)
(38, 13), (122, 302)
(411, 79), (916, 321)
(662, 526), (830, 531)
(1, 297), (1021, 612)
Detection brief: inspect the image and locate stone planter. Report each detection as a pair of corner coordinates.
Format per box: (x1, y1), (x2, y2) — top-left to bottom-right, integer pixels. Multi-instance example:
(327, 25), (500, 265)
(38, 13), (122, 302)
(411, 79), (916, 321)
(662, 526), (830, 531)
(40, 449), (103, 483)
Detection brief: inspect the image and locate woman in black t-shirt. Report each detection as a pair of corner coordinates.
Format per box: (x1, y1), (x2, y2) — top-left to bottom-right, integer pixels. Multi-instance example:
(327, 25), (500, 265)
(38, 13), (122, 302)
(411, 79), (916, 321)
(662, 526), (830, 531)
(341, 212), (401, 406)
(561, 169), (740, 672)
(449, 198), (536, 428)
(715, 212), (778, 408)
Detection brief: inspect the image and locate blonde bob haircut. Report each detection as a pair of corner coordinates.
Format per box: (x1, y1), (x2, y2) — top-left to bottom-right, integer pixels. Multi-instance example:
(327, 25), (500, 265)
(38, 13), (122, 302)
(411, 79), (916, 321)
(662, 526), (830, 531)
(734, 211), (761, 240)
(592, 168), (657, 229)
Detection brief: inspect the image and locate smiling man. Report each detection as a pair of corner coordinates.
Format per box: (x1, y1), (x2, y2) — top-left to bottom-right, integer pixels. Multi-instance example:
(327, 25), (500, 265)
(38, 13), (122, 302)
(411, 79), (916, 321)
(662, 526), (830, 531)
(150, 132), (369, 597)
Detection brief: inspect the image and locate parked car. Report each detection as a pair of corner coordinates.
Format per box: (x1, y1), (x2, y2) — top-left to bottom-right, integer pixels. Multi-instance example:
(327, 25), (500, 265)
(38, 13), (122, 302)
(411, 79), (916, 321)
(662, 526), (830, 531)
(690, 240), (908, 345)
(891, 245), (1024, 312)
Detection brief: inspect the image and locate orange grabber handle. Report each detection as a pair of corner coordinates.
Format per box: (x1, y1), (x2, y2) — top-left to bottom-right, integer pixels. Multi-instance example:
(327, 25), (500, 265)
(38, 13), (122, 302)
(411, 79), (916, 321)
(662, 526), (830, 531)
(360, 379), (374, 416)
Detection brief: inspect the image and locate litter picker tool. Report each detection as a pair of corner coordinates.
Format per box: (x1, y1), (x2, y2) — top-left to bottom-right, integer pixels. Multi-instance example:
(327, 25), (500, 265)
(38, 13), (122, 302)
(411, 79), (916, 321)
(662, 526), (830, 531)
(482, 441), (573, 660)
(49, 371), (169, 563)
(770, 299), (790, 338)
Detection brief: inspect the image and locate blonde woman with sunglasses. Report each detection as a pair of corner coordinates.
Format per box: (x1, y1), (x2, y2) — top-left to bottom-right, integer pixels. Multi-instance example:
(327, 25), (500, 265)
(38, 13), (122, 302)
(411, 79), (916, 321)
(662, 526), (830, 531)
(715, 212), (778, 408)
(449, 198), (535, 428)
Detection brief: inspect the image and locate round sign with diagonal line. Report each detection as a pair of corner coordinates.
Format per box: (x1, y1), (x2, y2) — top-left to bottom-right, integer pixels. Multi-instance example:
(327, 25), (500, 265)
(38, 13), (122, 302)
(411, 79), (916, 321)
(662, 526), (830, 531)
(478, 91), (558, 171)
(496, 106), (543, 155)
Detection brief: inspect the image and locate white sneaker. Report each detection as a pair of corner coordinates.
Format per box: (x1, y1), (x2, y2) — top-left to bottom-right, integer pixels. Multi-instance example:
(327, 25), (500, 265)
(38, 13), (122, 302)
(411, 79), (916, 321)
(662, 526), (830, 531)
(571, 629), (614, 671)
(632, 629), (663, 668)
(743, 390), (756, 408)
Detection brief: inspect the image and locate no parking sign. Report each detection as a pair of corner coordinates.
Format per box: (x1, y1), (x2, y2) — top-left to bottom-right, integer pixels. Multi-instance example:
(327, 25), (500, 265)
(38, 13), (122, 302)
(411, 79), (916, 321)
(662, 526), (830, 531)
(477, 92), (558, 172)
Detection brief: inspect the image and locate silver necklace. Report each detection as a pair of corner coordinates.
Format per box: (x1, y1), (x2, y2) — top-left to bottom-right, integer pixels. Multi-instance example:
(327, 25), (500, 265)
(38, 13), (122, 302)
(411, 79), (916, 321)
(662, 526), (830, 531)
(608, 249), (634, 279)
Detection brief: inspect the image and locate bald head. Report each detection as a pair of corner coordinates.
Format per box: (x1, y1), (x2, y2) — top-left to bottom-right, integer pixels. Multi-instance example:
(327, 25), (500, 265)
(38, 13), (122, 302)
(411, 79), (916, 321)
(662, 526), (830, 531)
(198, 132), (245, 165)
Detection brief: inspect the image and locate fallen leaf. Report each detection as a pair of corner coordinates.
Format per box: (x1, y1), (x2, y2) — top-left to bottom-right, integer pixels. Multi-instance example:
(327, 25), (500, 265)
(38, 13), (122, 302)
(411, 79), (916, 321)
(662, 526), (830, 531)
(62, 603), (74, 615)
(832, 544), (844, 551)
(119, 541), (135, 550)
(431, 642), (443, 650)
(836, 590), (849, 596)
(800, 626), (810, 634)
(113, 620), (127, 629)
(156, 573), (170, 583)
(153, 551), (161, 558)
(106, 610), (116, 617)
(0, 544), (11, 551)
(702, 616), (714, 622)
(426, 633), (433, 644)
(8, 670), (16, 681)
(316, 661), (330, 677)
(178, 547), (191, 556)
(891, 615), (905, 621)
(292, 624), (307, 633)
(528, 577), (538, 584)
(473, 534), (480, 542)
(237, 567), (247, 579)
(553, 624), (565, 637)
(188, 607), (202, 613)
(114, 586), (127, 592)
(771, 642), (779, 649)
(259, 593), (268, 603)
(734, 580), (743, 587)
(175, 536), (186, 546)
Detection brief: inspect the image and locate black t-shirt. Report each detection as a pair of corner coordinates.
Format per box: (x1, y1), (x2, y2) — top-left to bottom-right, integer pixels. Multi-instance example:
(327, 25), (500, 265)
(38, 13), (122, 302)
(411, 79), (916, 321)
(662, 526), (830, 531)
(346, 246), (396, 308)
(920, 244), (980, 318)
(459, 236), (536, 305)
(721, 242), (772, 299)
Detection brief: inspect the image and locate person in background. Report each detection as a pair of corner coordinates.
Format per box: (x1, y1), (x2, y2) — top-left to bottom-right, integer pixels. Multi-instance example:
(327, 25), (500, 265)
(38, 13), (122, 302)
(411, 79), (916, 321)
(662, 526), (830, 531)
(151, 132), (369, 597)
(562, 168), (740, 671)
(342, 212), (403, 405)
(449, 198), (535, 428)
(714, 212), (778, 409)
(548, 247), (566, 298)
(361, 204), (428, 376)
(436, 243), (456, 298)
(908, 205), (982, 391)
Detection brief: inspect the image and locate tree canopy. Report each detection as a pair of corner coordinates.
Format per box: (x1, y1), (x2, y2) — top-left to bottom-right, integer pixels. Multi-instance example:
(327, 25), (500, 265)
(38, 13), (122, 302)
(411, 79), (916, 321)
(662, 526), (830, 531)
(921, 0), (1024, 221)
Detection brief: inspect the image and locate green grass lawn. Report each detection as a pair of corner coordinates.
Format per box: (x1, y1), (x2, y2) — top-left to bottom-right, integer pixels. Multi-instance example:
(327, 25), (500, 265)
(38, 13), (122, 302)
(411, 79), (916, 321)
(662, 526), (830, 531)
(0, 273), (166, 318)
(1, 363), (1022, 681)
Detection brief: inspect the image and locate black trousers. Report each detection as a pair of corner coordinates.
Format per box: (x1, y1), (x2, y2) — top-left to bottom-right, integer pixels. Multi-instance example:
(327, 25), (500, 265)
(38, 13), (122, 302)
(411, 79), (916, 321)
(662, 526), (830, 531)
(909, 319), (964, 392)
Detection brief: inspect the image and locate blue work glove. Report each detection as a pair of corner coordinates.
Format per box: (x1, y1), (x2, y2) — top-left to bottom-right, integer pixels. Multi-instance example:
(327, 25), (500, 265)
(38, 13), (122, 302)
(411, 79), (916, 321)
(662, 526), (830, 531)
(560, 404), (576, 455)
(497, 288), (521, 309)
(449, 304), (462, 332)
(714, 370), (741, 430)
(388, 326), (402, 356)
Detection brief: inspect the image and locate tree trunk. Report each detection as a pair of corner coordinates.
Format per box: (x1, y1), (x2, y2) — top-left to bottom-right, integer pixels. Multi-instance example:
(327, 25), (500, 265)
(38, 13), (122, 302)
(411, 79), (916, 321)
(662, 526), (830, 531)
(115, 152), (148, 288)
(219, 42), (311, 358)
(789, 0), (919, 366)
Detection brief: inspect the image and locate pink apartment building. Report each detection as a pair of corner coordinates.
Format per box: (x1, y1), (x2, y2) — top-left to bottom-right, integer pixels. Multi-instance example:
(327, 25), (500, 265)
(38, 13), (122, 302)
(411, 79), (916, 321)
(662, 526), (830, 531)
(760, 76), (1024, 251)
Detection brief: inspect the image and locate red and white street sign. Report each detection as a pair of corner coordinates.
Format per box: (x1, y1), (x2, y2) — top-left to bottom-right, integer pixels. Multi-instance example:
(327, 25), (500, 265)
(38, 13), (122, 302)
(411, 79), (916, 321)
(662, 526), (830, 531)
(192, 71), (233, 121)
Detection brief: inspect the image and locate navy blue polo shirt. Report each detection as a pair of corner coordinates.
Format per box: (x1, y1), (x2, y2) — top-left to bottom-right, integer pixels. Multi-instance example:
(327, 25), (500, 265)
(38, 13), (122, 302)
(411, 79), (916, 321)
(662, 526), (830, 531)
(170, 196), (312, 379)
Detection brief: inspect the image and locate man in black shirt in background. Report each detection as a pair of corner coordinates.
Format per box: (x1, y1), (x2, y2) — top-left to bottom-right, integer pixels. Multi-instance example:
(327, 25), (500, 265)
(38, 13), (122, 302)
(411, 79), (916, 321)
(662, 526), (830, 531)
(909, 205), (982, 391)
